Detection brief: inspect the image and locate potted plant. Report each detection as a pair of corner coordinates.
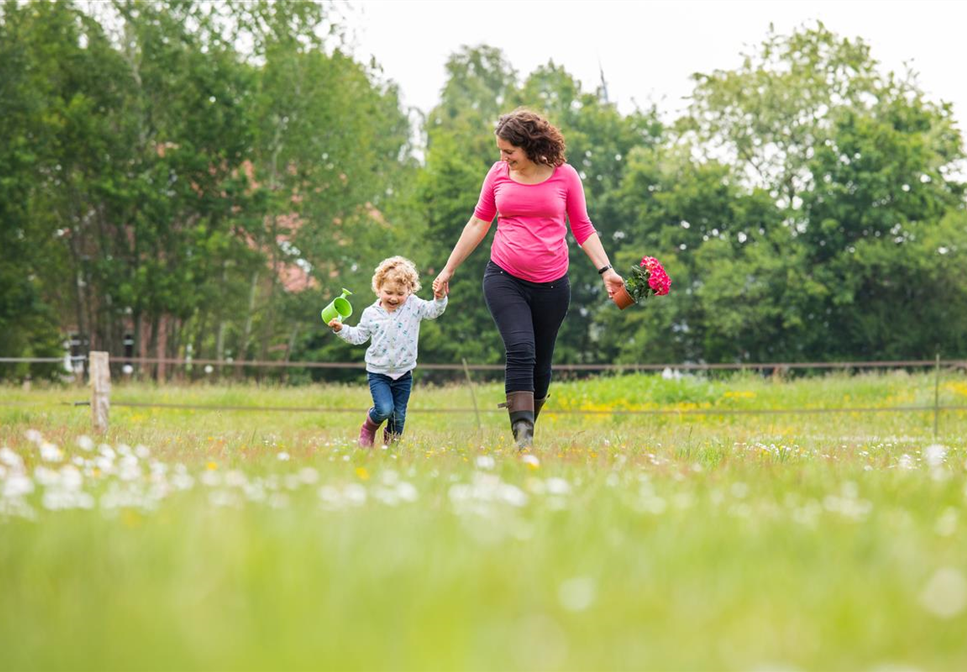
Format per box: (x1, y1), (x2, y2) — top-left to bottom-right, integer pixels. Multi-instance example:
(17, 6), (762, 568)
(612, 256), (671, 309)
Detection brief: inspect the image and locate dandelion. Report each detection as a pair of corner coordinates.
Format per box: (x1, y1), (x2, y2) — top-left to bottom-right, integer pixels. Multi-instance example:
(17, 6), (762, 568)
(355, 467), (369, 480)
(77, 435), (94, 451)
(522, 454), (540, 469)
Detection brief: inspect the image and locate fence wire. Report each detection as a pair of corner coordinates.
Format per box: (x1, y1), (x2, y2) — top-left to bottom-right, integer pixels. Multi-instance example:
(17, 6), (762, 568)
(3, 356), (967, 372)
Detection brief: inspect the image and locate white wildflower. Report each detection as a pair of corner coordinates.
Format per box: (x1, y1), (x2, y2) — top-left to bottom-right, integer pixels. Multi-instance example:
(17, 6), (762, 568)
(475, 455), (496, 470)
(923, 444), (947, 468)
(545, 477), (571, 496)
(920, 568), (967, 618)
(935, 508), (958, 537)
(39, 442), (63, 462)
(558, 577), (596, 612)
(2, 473), (34, 499)
(0, 447), (24, 470)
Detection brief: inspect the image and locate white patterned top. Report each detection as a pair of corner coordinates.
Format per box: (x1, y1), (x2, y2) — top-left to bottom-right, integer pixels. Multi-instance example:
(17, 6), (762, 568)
(334, 295), (447, 378)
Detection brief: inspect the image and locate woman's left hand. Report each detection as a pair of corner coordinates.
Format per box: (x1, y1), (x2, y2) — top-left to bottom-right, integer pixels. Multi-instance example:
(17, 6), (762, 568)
(602, 269), (624, 298)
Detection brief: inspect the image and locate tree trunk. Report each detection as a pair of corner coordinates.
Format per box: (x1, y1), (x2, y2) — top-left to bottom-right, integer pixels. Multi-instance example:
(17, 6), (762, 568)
(282, 323), (299, 384)
(237, 270), (260, 381)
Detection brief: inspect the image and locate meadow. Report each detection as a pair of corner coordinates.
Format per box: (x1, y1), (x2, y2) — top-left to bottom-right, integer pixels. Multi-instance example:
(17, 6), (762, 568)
(2, 370), (967, 671)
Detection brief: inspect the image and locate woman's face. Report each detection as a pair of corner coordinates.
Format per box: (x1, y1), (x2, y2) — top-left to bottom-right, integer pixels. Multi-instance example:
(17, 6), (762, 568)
(497, 136), (531, 171)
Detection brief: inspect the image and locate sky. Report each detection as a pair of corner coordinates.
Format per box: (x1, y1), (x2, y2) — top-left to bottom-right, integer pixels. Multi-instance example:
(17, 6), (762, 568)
(341, 0), (966, 131)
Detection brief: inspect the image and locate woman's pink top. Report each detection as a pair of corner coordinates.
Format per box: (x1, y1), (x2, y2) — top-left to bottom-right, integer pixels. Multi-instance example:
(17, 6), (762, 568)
(473, 161), (596, 283)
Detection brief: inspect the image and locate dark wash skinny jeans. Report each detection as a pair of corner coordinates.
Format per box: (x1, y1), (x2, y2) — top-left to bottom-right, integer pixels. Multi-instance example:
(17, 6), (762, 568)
(482, 260), (570, 398)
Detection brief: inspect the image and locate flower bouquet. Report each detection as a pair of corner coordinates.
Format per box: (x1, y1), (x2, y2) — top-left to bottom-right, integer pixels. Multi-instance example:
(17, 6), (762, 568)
(612, 256), (671, 309)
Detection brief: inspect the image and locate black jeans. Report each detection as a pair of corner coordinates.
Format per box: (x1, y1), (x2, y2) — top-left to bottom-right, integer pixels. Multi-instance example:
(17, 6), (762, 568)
(483, 260), (570, 398)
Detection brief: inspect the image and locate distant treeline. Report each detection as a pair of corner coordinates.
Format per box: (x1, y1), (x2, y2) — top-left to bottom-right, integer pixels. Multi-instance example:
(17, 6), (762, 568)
(2, 1), (965, 382)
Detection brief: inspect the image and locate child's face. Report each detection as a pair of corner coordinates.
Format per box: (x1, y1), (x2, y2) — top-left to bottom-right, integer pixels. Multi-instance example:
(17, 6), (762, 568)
(378, 280), (411, 312)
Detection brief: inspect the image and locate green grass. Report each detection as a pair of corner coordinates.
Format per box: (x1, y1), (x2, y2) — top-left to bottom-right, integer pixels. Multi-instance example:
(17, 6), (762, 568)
(1, 372), (967, 670)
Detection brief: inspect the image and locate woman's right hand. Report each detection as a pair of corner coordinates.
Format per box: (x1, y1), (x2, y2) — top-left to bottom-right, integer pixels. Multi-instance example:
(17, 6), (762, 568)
(432, 268), (453, 298)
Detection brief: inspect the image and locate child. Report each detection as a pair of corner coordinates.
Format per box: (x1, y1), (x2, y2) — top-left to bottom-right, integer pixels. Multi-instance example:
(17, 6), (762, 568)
(329, 256), (447, 447)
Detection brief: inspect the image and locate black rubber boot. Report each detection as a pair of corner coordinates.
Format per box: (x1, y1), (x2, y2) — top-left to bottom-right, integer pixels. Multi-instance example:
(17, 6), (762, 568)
(498, 391), (535, 450)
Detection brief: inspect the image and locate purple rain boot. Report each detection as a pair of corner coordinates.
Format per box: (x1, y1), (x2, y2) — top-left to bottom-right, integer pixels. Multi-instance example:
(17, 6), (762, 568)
(358, 415), (381, 448)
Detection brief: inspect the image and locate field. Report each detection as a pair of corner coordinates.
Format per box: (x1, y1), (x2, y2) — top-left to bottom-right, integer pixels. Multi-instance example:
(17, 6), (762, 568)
(2, 371), (967, 671)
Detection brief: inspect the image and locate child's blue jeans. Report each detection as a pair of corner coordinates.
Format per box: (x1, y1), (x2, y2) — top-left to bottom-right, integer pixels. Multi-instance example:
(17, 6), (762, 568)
(367, 371), (413, 437)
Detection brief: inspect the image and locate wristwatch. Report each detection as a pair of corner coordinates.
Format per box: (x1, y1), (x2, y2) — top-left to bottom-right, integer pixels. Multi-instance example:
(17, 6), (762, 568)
(597, 264), (613, 275)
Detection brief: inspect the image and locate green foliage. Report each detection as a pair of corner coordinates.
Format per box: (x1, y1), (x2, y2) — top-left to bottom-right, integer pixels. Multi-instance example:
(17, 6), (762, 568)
(2, 10), (965, 372)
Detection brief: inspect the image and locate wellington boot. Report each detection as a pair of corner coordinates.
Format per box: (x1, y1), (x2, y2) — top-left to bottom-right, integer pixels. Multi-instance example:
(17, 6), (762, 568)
(498, 390), (535, 450)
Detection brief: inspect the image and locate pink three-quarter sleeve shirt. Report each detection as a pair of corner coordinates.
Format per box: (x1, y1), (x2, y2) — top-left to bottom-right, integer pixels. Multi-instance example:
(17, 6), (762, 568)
(473, 161), (597, 283)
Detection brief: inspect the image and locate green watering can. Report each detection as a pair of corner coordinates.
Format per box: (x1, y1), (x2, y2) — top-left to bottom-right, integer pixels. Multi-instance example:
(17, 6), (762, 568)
(321, 288), (353, 324)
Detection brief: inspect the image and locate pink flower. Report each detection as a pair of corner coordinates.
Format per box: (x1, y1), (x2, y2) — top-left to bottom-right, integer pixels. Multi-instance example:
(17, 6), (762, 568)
(623, 255), (672, 303)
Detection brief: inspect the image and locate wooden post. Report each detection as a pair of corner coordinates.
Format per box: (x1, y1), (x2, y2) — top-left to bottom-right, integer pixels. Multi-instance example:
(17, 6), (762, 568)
(934, 353), (941, 438)
(462, 357), (482, 432)
(90, 351), (111, 433)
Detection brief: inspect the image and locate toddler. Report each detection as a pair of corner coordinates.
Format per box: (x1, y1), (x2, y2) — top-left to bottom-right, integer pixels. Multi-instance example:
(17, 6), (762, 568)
(329, 256), (447, 446)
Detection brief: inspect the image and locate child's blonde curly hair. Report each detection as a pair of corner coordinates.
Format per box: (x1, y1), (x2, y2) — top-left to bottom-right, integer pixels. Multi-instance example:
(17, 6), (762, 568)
(372, 256), (422, 295)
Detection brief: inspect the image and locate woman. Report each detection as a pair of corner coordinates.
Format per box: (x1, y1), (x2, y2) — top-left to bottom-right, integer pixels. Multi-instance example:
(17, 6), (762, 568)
(432, 109), (625, 449)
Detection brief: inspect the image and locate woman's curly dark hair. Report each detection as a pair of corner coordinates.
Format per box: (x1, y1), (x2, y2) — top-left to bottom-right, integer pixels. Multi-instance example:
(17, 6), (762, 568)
(494, 109), (567, 167)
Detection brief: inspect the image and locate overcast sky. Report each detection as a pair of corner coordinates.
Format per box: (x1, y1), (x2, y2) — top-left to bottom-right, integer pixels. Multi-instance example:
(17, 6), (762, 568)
(342, 0), (966, 131)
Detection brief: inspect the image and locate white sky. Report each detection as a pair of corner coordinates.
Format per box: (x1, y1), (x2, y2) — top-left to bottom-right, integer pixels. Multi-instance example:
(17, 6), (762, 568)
(343, 0), (966, 132)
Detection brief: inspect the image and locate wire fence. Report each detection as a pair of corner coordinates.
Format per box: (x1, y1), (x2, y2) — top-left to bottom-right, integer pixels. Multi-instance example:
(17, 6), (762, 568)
(3, 354), (967, 436)
(4, 355), (967, 372)
(81, 401), (967, 417)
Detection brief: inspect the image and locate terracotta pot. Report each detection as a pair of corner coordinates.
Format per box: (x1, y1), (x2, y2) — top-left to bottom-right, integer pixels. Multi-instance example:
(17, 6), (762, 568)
(611, 284), (636, 310)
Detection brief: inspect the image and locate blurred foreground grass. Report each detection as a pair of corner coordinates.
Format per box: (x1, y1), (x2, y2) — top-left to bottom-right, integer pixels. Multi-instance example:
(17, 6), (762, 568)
(1, 372), (966, 670)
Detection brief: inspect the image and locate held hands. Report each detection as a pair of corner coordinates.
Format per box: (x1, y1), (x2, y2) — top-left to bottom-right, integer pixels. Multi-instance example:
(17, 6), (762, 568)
(602, 268), (624, 299)
(432, 269), (452, 299)
(328, 318), (343, 332)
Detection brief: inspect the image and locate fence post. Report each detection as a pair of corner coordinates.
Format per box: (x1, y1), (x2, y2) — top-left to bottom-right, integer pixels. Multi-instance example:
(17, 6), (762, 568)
(90, 351), (111, 433)
(934, 353), (941, 438)
(461, 357), (482, 432)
